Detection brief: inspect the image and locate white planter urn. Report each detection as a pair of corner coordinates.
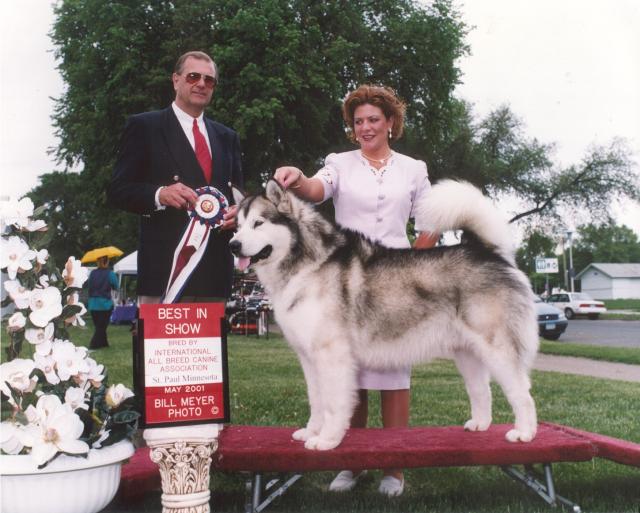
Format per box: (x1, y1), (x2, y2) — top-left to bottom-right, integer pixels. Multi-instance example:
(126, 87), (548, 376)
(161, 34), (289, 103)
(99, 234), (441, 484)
(0, 439), (135, 513)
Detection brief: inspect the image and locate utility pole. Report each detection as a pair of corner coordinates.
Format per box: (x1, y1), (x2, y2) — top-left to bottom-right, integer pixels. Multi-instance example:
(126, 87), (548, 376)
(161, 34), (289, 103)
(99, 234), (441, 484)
(566, 231), (575, 292)
(560, 235), (568, 291)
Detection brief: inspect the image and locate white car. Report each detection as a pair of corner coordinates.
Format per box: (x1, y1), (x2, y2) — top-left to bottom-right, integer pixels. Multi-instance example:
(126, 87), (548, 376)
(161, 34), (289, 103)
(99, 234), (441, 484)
(545, 292), (607, 320)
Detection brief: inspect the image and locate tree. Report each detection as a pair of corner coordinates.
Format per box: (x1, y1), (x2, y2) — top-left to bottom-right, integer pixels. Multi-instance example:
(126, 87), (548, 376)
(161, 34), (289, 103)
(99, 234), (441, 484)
(571, 222), (640, 276)
(436, 105), (639, 228)
(516, 230), (561, 295)
(36, 0), (468, 255)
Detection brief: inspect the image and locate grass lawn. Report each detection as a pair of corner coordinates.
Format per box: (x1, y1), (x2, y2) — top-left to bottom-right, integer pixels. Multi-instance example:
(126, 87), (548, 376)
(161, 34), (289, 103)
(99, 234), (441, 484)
(604, 299), (640, 311)
(539, 340), (640, 365)
(64, 322), (640, 512)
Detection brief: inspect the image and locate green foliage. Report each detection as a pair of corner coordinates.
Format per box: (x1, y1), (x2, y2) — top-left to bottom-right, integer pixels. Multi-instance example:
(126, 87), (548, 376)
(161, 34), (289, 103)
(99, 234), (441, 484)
(571, 222), (640, 275)
(437, 106), (639, 228)
(37, 0), (468, 257)
(515, 230), (561, 293)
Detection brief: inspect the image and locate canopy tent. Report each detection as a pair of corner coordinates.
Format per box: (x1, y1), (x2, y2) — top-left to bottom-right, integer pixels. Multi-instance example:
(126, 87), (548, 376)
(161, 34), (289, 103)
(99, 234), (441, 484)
(112, 251), (137, 307)
(114, 251), (137, 275)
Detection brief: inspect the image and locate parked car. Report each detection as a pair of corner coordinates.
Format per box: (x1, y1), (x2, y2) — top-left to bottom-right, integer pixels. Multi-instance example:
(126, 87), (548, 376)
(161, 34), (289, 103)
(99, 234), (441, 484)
(534, 296), (568, 340)
(545, 292), (607, 320)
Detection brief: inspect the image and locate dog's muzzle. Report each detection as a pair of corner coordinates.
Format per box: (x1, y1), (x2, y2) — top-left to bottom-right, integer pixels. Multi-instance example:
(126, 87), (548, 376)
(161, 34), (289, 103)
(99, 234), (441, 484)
(229, 240), (272, 271)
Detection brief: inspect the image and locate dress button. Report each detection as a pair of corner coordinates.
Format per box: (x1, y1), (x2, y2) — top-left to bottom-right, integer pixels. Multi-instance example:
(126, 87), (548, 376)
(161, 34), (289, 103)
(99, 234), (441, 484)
(377, 178), (383, 184)
(376, 217), (383, 223)
(378, 194), (385, 200)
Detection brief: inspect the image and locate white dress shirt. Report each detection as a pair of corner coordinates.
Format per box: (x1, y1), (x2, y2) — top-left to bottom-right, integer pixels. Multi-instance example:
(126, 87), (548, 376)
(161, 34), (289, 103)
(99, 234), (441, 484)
(154, 103), (212, 209)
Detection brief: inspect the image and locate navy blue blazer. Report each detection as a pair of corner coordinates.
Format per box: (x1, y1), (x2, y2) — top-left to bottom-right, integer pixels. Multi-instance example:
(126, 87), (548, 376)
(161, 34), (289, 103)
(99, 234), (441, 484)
(108, 106), (243, 297)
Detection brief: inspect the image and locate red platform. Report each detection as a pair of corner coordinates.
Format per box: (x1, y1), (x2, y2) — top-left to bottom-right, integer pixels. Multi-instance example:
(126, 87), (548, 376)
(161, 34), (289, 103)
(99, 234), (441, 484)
(119, 422), (640, 501)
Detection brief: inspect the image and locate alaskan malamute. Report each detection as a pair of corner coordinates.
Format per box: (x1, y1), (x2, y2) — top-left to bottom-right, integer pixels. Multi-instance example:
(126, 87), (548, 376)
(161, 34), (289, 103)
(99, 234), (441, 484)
(230, 180), (538, 450)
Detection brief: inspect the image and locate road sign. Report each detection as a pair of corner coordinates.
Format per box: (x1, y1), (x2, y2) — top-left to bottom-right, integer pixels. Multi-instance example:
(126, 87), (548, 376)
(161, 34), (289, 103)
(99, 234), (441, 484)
(535, 258), (559, 274)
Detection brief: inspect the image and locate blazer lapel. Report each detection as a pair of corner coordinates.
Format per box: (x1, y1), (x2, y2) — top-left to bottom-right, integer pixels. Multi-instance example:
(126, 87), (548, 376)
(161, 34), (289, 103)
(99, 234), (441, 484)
(162, 107), (206, 185)
(205, 118), (230, 188)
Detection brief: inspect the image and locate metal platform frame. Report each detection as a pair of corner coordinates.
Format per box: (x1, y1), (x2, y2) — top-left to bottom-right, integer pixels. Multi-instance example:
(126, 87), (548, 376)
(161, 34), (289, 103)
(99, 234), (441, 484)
(502, 463), (581, 512)
(244, 472), (303, 513)
(243, 463), (582, 513)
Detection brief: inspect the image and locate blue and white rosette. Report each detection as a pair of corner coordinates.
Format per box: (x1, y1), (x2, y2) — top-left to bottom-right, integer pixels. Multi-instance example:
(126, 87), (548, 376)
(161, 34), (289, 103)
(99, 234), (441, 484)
(162, 186), (229, 304)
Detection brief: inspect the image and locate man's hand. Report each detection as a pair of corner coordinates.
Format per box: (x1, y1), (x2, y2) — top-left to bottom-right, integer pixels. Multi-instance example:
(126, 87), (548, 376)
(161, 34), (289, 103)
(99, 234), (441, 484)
(158, 183), (199, 209)
(221, 204), (239, 231)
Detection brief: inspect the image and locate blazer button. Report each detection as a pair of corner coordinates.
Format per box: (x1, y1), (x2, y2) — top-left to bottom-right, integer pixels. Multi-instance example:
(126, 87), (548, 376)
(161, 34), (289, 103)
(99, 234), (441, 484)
(172, 175), (180, 182)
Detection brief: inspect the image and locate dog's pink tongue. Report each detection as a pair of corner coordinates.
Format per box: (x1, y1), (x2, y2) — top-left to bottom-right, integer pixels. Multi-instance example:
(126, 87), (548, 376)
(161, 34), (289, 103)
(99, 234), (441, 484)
(236, 256), (251, 271)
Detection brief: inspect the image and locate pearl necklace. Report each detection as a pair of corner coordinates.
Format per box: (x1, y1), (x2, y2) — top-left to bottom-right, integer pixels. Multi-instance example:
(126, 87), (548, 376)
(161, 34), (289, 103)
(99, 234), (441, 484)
(361, 150), (392, 165)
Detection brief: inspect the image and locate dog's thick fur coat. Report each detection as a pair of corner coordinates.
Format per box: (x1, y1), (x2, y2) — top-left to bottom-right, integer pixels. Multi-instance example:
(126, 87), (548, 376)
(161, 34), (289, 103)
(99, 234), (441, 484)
(230, 180), (538, 450)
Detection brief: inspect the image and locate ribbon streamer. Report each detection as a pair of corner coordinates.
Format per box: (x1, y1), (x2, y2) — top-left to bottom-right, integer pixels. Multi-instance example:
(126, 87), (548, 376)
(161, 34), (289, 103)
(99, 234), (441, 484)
(162, 186), (229, 303)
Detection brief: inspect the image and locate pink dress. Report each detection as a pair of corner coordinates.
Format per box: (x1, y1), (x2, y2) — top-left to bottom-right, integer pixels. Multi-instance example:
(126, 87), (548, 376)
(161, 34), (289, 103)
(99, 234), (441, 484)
(314, 150), (432, 390)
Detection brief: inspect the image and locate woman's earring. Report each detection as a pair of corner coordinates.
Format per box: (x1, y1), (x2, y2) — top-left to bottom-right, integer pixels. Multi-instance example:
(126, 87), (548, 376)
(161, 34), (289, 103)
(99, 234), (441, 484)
(388, 128), (392, 139)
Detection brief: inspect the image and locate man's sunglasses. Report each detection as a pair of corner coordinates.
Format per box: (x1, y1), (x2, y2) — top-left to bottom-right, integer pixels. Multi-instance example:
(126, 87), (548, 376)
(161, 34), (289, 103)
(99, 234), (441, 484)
(184, 72), (217, 89)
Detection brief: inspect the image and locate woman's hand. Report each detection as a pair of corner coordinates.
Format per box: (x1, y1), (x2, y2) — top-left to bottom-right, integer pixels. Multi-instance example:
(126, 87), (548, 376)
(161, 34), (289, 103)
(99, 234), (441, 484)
(274, 166), (304, 189)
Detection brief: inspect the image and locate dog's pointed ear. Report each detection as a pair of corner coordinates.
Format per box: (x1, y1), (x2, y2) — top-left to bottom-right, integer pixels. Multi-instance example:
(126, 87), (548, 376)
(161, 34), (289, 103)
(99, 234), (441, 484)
(230, 183), (245, 205)
(265, 179), (292, 213)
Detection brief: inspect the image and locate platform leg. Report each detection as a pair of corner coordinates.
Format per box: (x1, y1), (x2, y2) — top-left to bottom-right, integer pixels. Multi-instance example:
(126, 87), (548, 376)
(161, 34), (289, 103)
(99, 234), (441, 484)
(501, 464), (581, 512)
(244, 472), (303, 513)
(144, 424), (222, 513)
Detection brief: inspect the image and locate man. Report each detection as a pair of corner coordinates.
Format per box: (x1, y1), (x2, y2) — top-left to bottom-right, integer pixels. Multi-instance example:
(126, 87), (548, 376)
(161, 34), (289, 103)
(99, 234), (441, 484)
(108, 51), (243, 303)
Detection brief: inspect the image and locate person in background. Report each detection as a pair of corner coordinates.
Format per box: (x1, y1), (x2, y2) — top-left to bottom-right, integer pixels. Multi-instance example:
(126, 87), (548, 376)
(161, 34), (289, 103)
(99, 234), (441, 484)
(88, 256), (118, 349)
(274, 84), (438, 497)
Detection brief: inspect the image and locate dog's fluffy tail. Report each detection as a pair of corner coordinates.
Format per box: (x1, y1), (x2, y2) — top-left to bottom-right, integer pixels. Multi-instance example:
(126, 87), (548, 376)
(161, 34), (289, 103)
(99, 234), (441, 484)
(416, 180), (515, 264)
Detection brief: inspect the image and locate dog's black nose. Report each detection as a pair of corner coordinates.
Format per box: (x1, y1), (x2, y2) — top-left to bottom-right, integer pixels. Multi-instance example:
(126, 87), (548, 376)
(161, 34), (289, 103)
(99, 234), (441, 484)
(229, 240), (241, 256)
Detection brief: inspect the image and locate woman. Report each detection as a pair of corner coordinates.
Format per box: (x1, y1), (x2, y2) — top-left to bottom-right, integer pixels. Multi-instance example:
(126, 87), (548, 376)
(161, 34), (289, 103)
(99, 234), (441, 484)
(88, 255), (118, 349)
(275, 84), (438, 496)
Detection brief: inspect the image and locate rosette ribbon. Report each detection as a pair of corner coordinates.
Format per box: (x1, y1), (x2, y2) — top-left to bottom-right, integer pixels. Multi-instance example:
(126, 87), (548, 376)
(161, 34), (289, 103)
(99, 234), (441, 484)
(162, 186), (229, 303)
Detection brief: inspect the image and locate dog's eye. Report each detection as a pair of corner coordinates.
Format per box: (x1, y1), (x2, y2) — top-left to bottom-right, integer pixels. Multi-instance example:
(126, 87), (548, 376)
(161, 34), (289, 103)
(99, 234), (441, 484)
(253, 220), (263, 228)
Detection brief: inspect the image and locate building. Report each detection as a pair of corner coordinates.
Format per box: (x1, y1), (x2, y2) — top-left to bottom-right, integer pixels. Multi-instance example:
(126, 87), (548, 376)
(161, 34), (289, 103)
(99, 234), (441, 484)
(576, 263), (640, 299)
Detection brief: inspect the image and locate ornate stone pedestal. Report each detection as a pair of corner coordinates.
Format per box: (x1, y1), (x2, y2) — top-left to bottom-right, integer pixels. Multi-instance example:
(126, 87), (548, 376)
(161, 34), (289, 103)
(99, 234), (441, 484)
(143, 424), (222, 513)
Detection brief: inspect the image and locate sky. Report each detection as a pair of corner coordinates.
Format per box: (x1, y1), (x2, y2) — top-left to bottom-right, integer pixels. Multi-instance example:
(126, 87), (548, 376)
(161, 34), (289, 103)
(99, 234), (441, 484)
(1, 0), (639, 234)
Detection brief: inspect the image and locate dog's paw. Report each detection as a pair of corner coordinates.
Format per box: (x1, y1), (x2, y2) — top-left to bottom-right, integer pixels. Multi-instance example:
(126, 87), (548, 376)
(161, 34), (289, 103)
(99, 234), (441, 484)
(292, 428), (315, 442)
(463, 418), (491, 432)
(304, 436), (341, 451)
(505, 428), (536, 443)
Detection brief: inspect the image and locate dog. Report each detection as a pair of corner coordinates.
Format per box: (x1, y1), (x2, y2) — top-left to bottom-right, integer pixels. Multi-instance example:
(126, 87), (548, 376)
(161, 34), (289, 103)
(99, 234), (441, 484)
(229, 179), (538, 450)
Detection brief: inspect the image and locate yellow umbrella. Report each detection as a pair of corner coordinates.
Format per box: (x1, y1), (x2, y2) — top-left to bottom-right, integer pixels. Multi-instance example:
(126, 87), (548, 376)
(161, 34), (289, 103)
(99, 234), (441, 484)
(80, 246), (124, 264)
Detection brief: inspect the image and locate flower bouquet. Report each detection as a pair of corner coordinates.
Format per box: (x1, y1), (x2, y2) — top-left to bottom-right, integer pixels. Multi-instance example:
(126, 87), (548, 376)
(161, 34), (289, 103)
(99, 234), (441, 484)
(0, 197), (139, 468)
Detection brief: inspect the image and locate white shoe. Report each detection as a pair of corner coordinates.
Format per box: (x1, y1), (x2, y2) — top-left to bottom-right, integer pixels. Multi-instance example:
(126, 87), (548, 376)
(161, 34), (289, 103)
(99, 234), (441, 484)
(328, 470), (366, 492)
(378, 475), (404, 497)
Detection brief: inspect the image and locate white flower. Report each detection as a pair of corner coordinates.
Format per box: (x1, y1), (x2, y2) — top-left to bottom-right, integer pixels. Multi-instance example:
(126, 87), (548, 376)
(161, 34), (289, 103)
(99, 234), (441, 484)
(38, 274), (50, 287)
(25, 219), (47, 232)
(51, 340), (89, 381)
(0, 197), (34, 229)
(105, 384), (134, 408)
(91, 427), (111, 449)
(24, 404), (39, 424)
(76, 357), (105, 387)
(35, 248), (49, 264)
(4, 280), (31, 309)
(0, 359), (37, 403)
(7, 312), (26, 332)
(0, 236), (36, 279)
(33, 353), (60, 385)
(28, 287), (63, 327)
(64, 292), (87, 327)
(20, 395), (89, 466)
(25, 323), (55, 355)
(62, 257), (89, 289)
(64, 387), (88, 411)
(0, 421), (25, 454)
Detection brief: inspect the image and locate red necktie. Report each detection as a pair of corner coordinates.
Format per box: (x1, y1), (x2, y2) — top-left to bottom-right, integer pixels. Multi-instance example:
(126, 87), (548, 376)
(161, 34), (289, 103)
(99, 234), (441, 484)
(193, 119), (212, 183)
